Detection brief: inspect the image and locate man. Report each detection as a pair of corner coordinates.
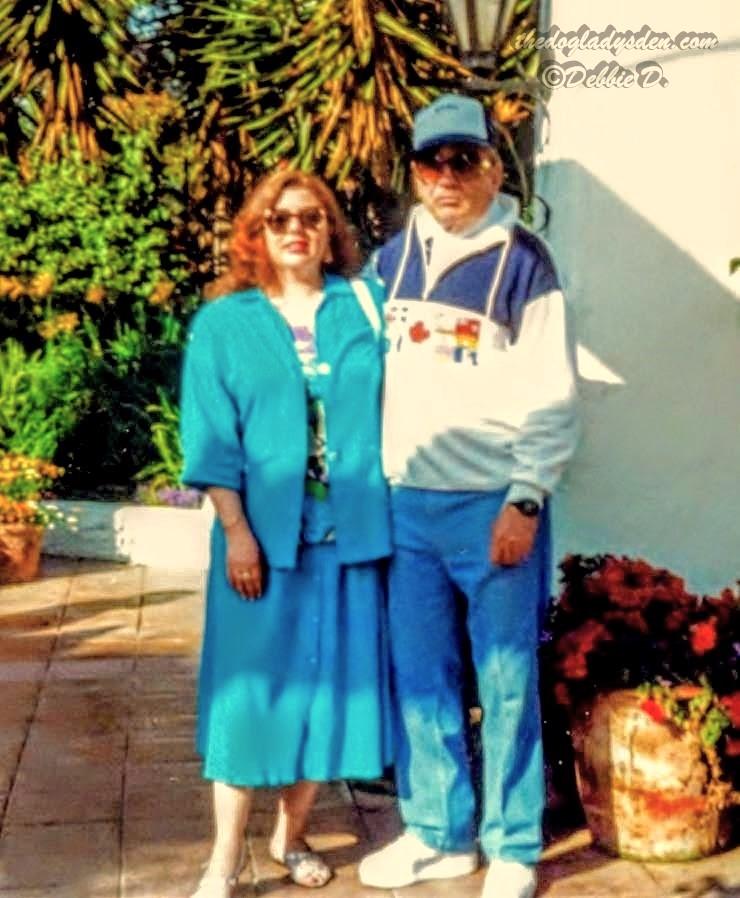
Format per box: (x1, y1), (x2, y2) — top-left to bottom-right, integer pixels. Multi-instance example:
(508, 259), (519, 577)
(358, 94), (579, 898)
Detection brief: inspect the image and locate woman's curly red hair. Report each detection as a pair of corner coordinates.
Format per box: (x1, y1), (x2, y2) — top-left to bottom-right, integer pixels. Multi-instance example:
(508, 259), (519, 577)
(208, 170), (360, 299)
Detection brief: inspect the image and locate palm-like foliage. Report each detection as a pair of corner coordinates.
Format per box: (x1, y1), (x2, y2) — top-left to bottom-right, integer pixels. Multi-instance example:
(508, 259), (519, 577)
(0, 0), (139, 159)
(193, 0), (471, 192)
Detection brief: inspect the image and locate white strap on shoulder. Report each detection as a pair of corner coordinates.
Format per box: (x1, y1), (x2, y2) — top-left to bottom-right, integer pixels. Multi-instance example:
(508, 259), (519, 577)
(350, 278), (381, 338)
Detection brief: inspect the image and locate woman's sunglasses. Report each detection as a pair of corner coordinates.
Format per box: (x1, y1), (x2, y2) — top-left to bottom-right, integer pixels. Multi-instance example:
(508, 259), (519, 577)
(412, 145), (492, 183)
(263, 207), (326, 235)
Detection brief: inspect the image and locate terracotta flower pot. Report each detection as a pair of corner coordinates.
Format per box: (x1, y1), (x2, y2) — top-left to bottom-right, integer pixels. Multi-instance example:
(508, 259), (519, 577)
(570, 690), (728, 861)
(0, 523), (44, 584)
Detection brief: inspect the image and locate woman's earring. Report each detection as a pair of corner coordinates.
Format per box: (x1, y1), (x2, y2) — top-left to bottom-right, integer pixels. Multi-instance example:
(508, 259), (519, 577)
(323, 247), (333, 265)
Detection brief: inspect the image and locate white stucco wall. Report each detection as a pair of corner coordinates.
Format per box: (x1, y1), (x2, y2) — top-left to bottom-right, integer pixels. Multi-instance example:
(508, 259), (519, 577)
(536, 0), (740, 592)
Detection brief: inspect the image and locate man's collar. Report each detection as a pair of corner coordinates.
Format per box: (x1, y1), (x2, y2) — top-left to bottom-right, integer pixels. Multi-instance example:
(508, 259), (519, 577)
(415, 193), (520, 249)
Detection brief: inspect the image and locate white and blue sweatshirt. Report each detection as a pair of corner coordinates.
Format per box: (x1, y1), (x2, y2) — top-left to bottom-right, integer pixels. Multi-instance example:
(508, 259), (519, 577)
(374, 193), (579, 505)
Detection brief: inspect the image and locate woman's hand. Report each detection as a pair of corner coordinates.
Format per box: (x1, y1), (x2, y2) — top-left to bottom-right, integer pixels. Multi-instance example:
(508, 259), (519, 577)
(225, 522), (264, 600)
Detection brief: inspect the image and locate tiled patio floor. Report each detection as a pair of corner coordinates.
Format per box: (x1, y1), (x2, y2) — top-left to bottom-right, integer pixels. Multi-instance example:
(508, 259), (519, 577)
(0, 558), (738, 897)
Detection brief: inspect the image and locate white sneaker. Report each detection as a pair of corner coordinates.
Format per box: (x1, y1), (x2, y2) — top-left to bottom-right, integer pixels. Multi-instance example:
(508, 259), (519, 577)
(481, 859), (537, 898)
(358, 831), (479, 889)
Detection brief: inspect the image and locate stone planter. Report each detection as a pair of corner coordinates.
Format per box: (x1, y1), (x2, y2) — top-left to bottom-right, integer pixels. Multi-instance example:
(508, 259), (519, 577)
(41, 499), (214, 569)
(570, 690), (728, 861)
(0, 523), (44, 583)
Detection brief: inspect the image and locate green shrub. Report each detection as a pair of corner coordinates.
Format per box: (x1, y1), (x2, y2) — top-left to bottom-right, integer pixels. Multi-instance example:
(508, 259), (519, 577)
(0, 134), (194, 346)
(135, 388), (184, 491)
(0, 335), (97, 460)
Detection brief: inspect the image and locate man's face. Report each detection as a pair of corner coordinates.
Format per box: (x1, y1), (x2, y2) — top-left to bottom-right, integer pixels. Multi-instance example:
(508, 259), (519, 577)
(412, 143), (503, 234)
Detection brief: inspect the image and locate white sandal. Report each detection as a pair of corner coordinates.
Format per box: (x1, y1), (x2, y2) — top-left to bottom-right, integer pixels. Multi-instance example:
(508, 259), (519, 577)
(190, 845), (246, 898)
(189, 870), (240, 898)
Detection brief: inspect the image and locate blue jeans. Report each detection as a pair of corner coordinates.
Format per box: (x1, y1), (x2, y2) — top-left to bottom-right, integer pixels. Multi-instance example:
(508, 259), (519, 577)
(388, 487), (550, 864)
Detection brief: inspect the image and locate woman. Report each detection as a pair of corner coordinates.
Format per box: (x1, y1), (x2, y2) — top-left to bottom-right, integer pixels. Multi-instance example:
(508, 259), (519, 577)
(180, 170), (392, 897)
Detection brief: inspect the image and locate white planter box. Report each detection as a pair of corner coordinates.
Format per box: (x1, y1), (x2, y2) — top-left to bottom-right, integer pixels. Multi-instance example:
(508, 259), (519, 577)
(42, 499), (214, 569)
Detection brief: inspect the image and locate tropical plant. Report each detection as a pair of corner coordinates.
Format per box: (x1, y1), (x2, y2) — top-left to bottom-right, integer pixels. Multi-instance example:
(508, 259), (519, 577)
(0, 0), (141, 159)
(171, 0), (541, 249)
(543, 554), (740, 810)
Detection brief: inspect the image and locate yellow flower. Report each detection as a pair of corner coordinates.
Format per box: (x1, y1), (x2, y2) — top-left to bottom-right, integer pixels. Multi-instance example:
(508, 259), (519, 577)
(85, 284), (106, 305)
(148, 279), (175, 307)
(29, 271), (55, 299)
(0, 276), (25, 300)
(37, 312), (79, 339)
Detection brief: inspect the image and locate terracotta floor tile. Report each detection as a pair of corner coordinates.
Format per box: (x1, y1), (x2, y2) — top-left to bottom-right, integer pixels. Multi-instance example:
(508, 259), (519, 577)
(0, 661), (47, 683)
(0, 821), (118, 894)
(121, 814), (213, 898)
(136, 632), (201, 656)
(0, 635), (56, 662)
(128, 688), (197, 718)
(0, 606), (63, 633)
(0, 681), (39, 726)
(0, 724), (27, 793)
(65, 565), (145, 604)
(5, 760), (123, 824)
(127, 729), (199, 764)
(21, 722), (126, 767)
(142, 567), (205, 594)
(34, 679), (132, 724)
(0, 577), (70, 607)
(124, 761), (210, 821)
(47, 657), (135, 679)
(538, 851), (664, 897)
(133, 656), (199, 681)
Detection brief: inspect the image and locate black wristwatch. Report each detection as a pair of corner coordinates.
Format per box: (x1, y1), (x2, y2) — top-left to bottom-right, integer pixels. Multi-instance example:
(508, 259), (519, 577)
(509, 499), (540, 518)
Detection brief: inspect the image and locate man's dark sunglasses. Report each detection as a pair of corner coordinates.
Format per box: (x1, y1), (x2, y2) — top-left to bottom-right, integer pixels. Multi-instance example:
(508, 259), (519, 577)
(411, 145), (492, 181)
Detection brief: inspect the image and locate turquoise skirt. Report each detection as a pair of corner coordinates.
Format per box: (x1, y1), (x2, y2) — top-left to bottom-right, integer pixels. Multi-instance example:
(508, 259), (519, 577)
(197, 527), (393, 786)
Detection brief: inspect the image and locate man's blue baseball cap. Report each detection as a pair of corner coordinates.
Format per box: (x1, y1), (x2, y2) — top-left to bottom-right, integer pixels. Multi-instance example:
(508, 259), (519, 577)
(412, 94), (496, 153)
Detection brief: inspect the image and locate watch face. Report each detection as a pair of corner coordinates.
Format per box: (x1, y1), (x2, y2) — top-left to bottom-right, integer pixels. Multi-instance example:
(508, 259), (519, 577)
(513, 500), (540, 517)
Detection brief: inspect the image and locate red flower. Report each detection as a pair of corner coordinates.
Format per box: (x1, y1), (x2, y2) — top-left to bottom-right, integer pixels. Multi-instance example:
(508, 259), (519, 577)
(689, 618), (718, 655)
(409, 321), (430, 343)
(721, 692), (740, 728)
(640, 698), (667, 723)
(665, 608), (688, 631)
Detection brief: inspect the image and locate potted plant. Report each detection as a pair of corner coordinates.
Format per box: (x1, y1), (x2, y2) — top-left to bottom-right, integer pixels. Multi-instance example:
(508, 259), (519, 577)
(0, 452), (66, 583)
(542, 554), (739, 861)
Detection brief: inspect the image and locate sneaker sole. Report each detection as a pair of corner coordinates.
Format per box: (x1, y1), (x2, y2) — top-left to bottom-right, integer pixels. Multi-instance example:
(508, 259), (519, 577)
(359, 852), (479, 889)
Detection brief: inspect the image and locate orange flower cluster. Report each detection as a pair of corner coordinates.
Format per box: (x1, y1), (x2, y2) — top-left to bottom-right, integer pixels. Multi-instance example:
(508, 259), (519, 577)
(148, 279), (175, 307)
(37, 312), (79, 340)
(0, 271), (55, 301)
(0, 495), (44, 526)
(0, 453), (64, 526)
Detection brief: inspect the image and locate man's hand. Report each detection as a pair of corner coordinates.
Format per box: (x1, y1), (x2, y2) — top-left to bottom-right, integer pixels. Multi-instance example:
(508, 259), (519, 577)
(490, 504), (539, 567)
(225, 523), (263, 600)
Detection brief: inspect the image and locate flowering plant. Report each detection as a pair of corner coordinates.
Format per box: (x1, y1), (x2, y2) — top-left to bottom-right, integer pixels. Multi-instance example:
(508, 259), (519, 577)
(0, 452), (66, 527)
(544, 554), (740, 809)
(135, 481), (202, 509)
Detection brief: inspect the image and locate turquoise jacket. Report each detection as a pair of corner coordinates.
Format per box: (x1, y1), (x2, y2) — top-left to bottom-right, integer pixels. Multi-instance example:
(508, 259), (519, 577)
(180, 274), (391, 569)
